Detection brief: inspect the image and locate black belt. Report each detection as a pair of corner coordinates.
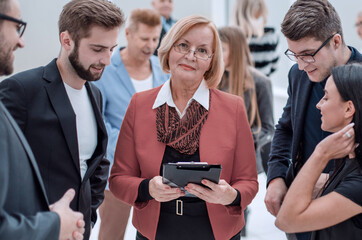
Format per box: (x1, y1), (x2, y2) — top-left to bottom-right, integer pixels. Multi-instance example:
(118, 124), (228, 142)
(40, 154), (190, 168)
(160, 198), (209, 216)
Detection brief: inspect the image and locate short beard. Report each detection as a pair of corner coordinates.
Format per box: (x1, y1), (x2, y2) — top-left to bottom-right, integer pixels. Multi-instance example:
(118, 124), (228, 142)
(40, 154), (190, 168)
(0, 33), (14, 76)
(68, 44), (105, 81)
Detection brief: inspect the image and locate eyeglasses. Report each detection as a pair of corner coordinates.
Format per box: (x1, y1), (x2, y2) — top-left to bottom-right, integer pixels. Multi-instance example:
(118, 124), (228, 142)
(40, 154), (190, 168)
(173, 43), (213, 61)
(0, 13), (27, 37)
(356, 22), (362, 27)
(284, 33), (338, 63)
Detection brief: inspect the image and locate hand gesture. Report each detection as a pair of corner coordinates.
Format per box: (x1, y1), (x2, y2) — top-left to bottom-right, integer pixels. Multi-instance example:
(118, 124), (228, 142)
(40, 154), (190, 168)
(315, 123), (356, 162)
(49, 189), (85, 240)
(184, 179), (237, 205)
(149, 176), (185, 202)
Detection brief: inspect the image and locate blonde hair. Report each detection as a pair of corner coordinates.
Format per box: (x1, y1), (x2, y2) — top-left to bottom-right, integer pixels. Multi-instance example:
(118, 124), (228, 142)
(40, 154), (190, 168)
(231, 0), (267, 39)
(218, 26), (261, 131)
(158, 15), (223, 89)
(126, 8), (161, 32)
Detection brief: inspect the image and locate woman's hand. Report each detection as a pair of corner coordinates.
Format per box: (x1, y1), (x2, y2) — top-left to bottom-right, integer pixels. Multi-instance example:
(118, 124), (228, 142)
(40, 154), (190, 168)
(185, 179), (237, 205)
(149, 176), (185, 202)
(315, 123), (356, 162)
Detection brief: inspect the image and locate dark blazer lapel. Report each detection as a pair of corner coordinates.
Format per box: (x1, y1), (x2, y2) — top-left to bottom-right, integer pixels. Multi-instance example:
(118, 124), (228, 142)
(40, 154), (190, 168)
(82, 82), (108, 179)
(292, 76), (313, 160)
(1, 101), (50, 206)
(43, 59), (80, 170)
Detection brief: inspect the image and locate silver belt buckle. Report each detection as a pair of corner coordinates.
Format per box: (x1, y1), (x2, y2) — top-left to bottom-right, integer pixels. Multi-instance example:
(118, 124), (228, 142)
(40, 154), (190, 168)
(176, 200), (183, 216)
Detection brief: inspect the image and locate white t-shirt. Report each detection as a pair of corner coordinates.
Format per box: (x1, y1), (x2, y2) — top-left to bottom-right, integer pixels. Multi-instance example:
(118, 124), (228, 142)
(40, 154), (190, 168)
(131, 74), (153, 93)
(64, 83), (98, 180)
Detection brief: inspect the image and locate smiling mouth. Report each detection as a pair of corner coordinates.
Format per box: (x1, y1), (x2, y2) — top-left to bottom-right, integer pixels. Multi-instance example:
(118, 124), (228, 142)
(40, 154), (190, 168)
(306, 68), (317, 74)
(91, 67), (104, 73)
(180, 64), (195, 71)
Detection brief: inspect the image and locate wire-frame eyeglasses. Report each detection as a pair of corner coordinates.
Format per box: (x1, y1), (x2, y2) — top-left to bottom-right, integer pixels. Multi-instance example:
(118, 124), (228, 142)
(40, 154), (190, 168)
(173, 43), (213, 61)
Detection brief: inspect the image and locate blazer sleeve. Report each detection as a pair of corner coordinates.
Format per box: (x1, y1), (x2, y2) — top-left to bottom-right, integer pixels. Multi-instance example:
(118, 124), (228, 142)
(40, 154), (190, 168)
(109, 94), (146, 209)
(0, 77), (28, 131)
(266, 67), (295, 186)
(229, 97), (259, 213)
(0, 113), (60, 240)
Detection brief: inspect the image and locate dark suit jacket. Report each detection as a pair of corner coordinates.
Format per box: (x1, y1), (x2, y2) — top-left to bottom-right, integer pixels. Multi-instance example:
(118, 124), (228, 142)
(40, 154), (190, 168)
(0, 59), (109, 239)
(267, 47), (362, 186)
(0, 100), (60, 239)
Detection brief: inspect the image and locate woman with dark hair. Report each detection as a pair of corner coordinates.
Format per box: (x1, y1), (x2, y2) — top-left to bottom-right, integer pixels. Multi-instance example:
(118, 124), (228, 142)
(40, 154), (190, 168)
(276, 63), (362, 239)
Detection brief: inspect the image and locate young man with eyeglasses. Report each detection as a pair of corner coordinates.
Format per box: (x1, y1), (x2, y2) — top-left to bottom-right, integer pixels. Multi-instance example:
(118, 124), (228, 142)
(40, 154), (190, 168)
(264, 1), (362, 240)
(0, 0), (87, 239)
(94, 8), (168, 240)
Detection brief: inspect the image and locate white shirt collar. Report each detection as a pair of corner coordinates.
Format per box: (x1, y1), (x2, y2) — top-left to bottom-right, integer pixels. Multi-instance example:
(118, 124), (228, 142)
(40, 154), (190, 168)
(152, 79), (210, 118)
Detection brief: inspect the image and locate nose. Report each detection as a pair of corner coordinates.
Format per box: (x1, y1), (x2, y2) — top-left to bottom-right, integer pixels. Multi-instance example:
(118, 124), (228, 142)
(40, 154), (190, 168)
(18, 36), (25, 48)
(297, 58), (309, 71)
(101, 50), (112, 66)
(316, 99), (322, 110)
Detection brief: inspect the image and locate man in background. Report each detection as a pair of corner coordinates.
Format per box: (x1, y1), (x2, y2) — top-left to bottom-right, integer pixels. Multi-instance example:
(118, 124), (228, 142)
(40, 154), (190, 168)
(0, 0), (125, 239)
(0, 0), (85, 239)
(94, 8), (168, 240)
(356, 10), (362, 42)
(151, 0), (176, 55)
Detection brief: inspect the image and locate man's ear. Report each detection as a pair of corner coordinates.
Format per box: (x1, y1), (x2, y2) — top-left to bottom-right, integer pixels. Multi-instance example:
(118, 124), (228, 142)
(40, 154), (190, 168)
(125, 27), (131, 39)
(345, 100), (356, 119)
(60, 31), (73, 52)
(332, 33), (342, 49)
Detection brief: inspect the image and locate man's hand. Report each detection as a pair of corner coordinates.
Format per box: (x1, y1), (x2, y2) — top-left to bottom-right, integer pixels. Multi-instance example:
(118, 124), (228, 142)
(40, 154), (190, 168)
(264, 178), (287, 216)
(49, 189), (85, 240)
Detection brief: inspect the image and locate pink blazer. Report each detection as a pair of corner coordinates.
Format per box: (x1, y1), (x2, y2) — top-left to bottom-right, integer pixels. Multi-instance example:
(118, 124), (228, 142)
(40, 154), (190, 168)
(110, 86), (258, 240)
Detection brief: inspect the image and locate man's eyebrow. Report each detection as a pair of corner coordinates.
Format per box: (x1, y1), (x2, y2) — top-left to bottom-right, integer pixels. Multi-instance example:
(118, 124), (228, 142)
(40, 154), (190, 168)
(89, 44), (118, 49)
(298, 48), (316, 55)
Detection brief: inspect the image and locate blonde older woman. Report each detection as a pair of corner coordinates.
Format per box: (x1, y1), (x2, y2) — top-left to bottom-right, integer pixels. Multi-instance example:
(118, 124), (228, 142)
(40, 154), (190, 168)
(109, 15), (258, 240)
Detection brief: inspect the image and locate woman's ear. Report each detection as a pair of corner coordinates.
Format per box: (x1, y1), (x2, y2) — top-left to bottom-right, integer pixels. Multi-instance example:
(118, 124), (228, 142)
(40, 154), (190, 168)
(345, 100), (355, 119)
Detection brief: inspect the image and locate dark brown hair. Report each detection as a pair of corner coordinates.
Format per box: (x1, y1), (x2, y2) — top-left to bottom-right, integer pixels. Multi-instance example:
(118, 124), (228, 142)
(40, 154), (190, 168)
(281, 0), (343, 43)
(58, 0), (124, 44)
